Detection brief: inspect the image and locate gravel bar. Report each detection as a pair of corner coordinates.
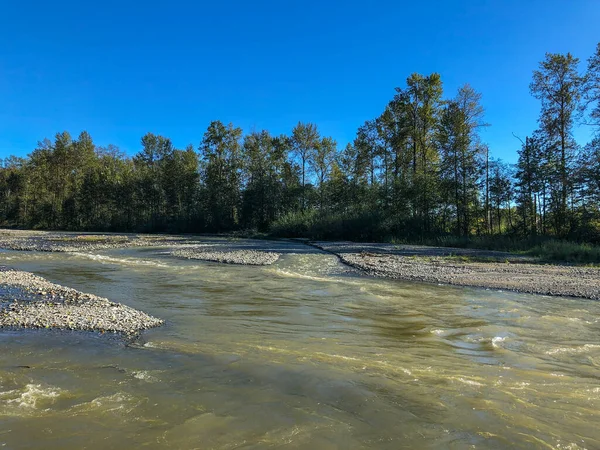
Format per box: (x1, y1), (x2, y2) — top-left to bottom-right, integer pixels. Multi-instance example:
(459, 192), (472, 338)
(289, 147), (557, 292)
(172, 247), (280, 265)
(0, 267), (163, 335)
(312, 241), (600, 300)
(0, 229), (191, 252)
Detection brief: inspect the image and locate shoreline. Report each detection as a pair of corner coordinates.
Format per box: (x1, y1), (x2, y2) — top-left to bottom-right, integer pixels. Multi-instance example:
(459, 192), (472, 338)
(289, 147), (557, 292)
(0, 267), (163, 335)
(311, 241), (600, 300)
(0, 229), (599, 301)
(0, 229), (192, 253)
(171, 247), (281, 265)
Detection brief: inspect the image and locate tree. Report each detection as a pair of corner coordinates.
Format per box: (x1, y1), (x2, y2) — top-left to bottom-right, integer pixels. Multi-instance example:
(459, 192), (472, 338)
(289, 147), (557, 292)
(242, 130), (276, 230)
(63, 131), (97, 229)
(582, 42), (600, 128)
(438, 84), (487, 236)
(51, 131), (73, 227)
(134, 133), (174, 230)
(488, 159), (513, 234)
(392, 73), (444, 231)
(0, 156), (27, 226)
(378, 102), (412, 218)
(336, 142), (368, 212)
(515, 134), (542, 236)
(162, 145), (199, 230)
(199, 121), (243, 230)
(354, 120), (380, 188)
(530, 52), (583, 236)
(5, 44), (600, 244)
(291, 122), (320, 209)
(311, 137), (337, 210)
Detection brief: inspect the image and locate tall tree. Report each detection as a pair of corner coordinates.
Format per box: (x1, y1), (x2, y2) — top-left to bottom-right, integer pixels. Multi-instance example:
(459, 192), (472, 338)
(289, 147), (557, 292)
(488, 159), (513, 234)
(134, 133), (174, 229)
(379, 101), (412, 217)
(392, 73), (443, 231)
(199, 121), (243, 230)
(515, 135), (542, 236)
(311, 137), (337, 210)
(162, 144), (199, 229)
(530, 52), (583, 236)
(438, 84), (487, 236)
(291, 122), (320, 209)
(354, 120), (380, 188)
(242, 130), (275, 229)
(582, 42), (600, 128)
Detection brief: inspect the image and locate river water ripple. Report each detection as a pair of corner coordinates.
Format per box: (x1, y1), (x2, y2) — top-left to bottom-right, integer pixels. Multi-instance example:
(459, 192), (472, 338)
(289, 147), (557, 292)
(1, 240), (599, 449)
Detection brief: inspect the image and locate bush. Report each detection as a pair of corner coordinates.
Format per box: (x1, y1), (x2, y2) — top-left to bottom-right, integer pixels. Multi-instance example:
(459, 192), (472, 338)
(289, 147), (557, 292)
(270, 209), (600, 264)
(390, 234), (538, 252)
(528, 240), (600, 264)
(270, 209), (388, 241)
(269, 210), (319, 238)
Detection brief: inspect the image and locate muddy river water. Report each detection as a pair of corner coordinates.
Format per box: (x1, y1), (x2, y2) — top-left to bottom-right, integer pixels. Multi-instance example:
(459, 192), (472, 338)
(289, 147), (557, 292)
(1, 240), (599, 449)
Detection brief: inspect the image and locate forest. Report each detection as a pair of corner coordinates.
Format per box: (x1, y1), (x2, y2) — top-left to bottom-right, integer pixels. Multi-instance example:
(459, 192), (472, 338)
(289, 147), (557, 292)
(1, 44), (599, 251)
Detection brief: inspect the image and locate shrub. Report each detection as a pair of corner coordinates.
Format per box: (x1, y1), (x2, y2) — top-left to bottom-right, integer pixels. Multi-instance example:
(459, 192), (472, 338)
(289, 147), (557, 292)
(528, 240), (600, 264)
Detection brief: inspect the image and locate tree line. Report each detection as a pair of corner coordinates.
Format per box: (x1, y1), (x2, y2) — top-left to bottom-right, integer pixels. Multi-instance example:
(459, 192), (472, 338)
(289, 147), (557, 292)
(1, 43), (599, 244)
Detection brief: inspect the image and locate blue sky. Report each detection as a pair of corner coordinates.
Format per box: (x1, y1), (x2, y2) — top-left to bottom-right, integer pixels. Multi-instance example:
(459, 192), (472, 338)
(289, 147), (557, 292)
(1, 0), (598, 163)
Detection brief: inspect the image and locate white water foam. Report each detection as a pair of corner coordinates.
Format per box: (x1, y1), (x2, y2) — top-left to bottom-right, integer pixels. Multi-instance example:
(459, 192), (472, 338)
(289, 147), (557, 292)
(2, 384), (61, 410)
(456, 377), (484, 387)
(492, 336), (507, 348)
(546, 344), (600, 355)
(132, 370), (160, 382)
(70, 252), (170, 268)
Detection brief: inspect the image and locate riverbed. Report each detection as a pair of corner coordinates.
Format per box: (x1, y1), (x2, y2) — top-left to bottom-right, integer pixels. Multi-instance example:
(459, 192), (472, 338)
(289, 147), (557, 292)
(1, 239), (599, 449)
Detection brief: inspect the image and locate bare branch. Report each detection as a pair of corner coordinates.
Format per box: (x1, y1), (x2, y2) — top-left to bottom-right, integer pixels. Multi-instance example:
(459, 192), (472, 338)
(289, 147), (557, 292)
(512, 132), (525, 145)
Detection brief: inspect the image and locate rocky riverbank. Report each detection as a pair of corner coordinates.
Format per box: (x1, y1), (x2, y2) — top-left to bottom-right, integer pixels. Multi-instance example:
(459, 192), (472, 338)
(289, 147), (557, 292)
(0, 229), (191, 252)
(172, 247), (281, 265)
(0, 230), (291, 266)
(312, 241), (600, 300)
(0, 267), (163, 334)
(3, 229), (598, 300)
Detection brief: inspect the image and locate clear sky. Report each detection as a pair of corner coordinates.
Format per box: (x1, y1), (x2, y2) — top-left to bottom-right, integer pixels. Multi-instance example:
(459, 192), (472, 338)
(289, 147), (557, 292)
(1, 0), (598, 163)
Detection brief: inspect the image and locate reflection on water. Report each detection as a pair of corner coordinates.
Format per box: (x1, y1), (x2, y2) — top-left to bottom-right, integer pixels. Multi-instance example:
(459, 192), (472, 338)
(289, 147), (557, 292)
(1, 240), (599, 449)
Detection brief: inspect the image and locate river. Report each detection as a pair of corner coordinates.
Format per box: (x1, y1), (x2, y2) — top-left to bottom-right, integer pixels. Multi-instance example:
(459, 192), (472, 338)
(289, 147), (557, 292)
(1, 240), (599, 449)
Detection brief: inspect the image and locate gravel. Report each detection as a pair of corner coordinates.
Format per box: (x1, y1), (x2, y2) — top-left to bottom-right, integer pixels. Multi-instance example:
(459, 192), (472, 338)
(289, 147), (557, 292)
(0, 230), (191, 252)
(7, 229), (596, 300)
(312, 241), (600, 300)
(0, 267), (163, 335)
(171, 247), (281, 265)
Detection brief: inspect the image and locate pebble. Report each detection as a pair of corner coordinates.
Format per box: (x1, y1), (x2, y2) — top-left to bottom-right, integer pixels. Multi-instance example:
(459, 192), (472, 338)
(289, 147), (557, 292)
(316, 245), (600, 300)
(0, 266), (163, 335)
(0, 230), (189, 252)
(172, 247), (280, 265)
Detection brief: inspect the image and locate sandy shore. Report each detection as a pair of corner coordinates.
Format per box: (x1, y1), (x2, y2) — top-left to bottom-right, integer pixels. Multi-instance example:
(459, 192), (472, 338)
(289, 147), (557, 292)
(311, 241), (600, 300)
(0, 267), (163, 334)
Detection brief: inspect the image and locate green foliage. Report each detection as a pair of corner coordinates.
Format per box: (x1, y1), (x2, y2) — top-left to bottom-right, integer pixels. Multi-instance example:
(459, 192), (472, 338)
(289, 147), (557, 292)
(1, 42), (600, 254)
(388, 234), (600, 264)
(528, 241), (600, 264)
(270, 209), (388, 241)
(530, 52), (583, 237)
(269, 210), (319, 238)
(200, 121), (243, 231)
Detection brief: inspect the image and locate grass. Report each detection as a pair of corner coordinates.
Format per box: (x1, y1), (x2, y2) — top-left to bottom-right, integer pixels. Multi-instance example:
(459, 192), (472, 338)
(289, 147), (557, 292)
(389, 234), (539, 253)
(396, 237), (600, 265)
(270, 210), (600, 265)
(527, 241), (600, 265)
(441, 254), (513, 264)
